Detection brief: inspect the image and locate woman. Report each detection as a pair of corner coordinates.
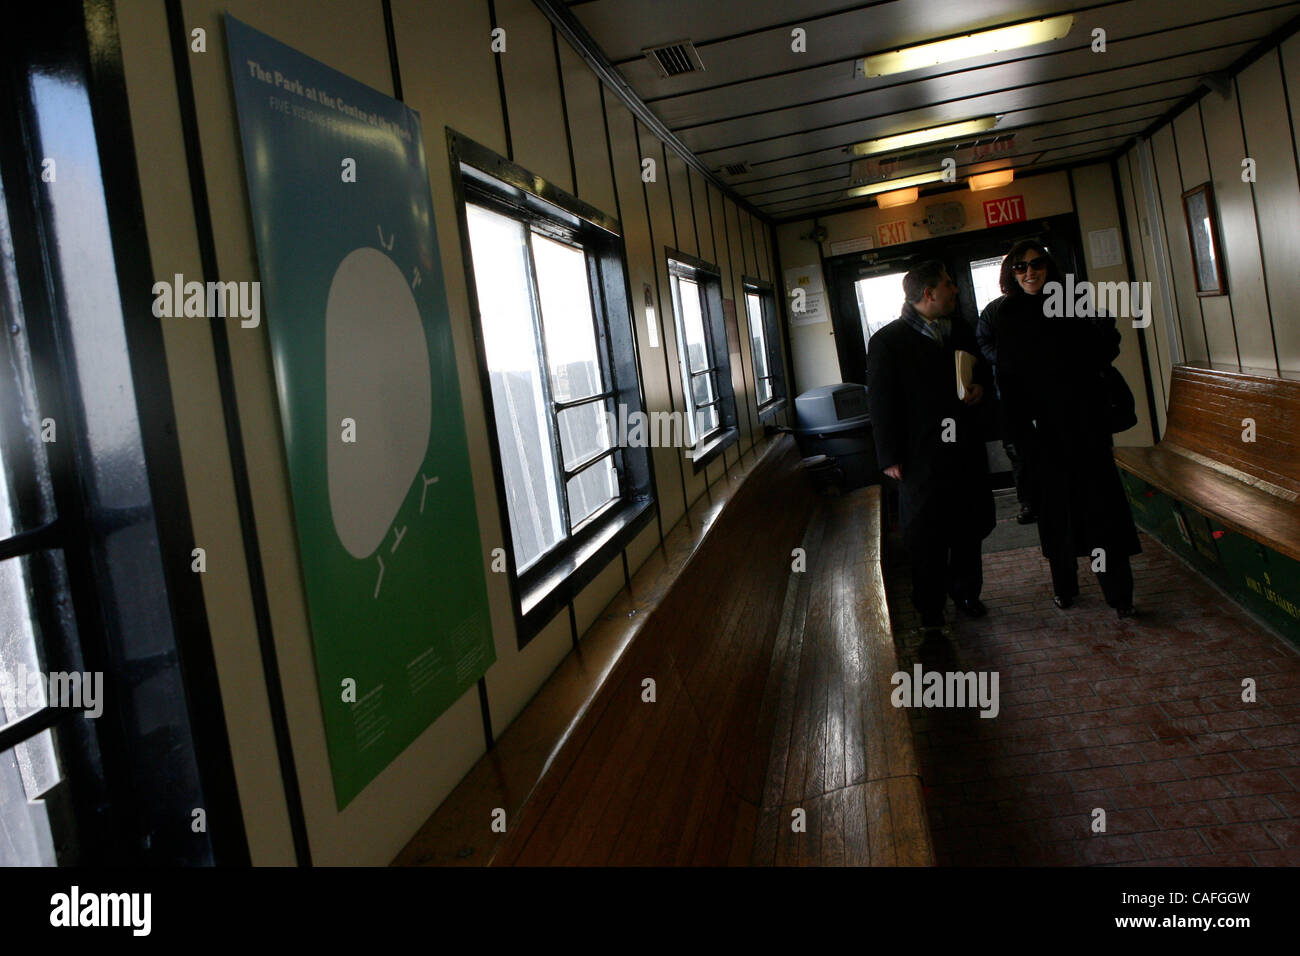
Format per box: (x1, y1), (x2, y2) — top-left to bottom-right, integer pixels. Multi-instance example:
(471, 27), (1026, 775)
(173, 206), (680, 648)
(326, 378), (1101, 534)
(986, 240), (1140, 617)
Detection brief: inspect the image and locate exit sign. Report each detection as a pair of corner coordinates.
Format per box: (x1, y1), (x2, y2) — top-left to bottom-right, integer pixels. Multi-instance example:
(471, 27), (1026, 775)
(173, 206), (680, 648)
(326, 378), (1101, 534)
(877, 219), (909, 246)
(983, 195), (1026, 227)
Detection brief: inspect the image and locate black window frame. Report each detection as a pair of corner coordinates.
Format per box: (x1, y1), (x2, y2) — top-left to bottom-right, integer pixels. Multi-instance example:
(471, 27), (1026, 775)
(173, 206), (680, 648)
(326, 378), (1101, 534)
(665, 249), (738, 471)
(448, 131), (655, 649)
(741, 275), (787, 420)
(0, 0), (249, 865)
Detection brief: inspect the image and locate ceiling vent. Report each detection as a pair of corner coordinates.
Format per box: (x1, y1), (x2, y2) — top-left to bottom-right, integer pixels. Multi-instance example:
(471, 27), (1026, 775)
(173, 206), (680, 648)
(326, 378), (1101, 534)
(718, 161), (752, 177)
(850, 133), (1016, 186)
(643, 40), (706, 78)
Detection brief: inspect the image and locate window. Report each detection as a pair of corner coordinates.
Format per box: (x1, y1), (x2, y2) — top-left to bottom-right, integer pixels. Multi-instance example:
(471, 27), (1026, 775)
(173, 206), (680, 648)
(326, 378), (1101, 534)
(742, 279), (785, 412)
(452, 135), (653, 643)
(853, 270), (907, 344)
(667, 253), (737, 462)
(969, 254), (1005, 315)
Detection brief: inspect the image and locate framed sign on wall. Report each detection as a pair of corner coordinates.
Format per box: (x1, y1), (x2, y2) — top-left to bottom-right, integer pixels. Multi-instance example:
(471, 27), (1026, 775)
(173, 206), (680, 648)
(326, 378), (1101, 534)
(1181, 182), (1227, 297)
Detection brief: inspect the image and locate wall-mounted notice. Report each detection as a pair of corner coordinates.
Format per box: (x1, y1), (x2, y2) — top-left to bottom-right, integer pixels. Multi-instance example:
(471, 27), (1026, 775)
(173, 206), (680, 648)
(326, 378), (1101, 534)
(829, 236), (875, 256)
(1088, 227), (1124, 269)
(784, 263), (828, 326)
(225, 16), (494, 809)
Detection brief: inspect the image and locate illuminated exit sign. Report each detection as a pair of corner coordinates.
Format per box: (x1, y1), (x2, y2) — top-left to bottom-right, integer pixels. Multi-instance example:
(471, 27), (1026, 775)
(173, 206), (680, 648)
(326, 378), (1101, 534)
(983, 195), (1026, 227)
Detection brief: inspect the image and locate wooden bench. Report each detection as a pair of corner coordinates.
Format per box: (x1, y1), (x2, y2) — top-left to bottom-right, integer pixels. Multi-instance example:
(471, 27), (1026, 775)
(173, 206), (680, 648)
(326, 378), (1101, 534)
(393, 434), (932, 866)
(1114, 365), (1300, 563)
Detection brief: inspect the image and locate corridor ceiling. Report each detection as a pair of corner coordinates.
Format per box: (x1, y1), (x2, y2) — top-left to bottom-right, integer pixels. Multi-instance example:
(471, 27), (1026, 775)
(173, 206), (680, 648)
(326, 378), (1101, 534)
(564, 0), (1300, 219)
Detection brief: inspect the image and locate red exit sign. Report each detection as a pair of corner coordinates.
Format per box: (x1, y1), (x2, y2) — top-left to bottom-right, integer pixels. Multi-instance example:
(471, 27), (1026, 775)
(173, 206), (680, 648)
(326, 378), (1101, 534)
(877, 219), (909, 246)
(983, 195), (1026, 227)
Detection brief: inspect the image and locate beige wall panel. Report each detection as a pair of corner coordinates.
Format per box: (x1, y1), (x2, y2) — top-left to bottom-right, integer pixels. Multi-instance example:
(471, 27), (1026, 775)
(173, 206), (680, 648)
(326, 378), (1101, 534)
(714, 188), (759, 451)
(692, 170), (720, 264)
(753, 212), (774, 284)
(664, 152), (698, 258)
(495, 0), (570, 191)
(1117, 150), (1169, 436)
(625, 520), (661, 578)
(1200, 90), (1275, 372)
(604, 93), (686, 530)
(177, 0), (493, 866)
(1151, 125), (1208, 362)
(115, 0), (296, 866)
(640, 125), (706, 511)
(557, 42), (616, 215)
(1253, 43), (1300, 372)
(1071, 164), (1155, 447)
(573, 560), (625, 636)
(391, 0), (504, 156)
(778, 218), (838, 393)
(1173, 110), (1238, 366)
(1126, 148), (1177, 423)
(489, 611), (573, 734)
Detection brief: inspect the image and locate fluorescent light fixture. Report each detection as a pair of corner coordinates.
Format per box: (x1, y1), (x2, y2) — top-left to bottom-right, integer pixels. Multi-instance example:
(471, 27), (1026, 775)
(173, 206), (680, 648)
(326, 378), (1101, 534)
(968, 169), (1015, 191)
(875, 187), (919, 208)
(850, 117), (998, 157)
(847, 170), (947, 199)
(860, 15), (1075, 78)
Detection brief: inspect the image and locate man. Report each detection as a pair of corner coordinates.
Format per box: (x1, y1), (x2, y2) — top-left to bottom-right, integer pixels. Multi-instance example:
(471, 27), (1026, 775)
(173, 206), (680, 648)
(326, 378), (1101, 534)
(977, 295), (1036, 524)
(866, 261), (996, 633)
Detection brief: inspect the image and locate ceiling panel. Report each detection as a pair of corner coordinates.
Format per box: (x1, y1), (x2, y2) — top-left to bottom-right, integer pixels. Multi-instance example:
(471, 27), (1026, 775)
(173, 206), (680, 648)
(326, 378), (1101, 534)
(562, 0), (1300, 218)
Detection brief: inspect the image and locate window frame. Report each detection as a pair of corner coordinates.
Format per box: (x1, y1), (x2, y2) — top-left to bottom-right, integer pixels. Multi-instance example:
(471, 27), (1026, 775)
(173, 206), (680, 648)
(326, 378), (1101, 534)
(448, 132), (655, 648)
(665, 249), (738, 471)
(741, 275), (787, 420)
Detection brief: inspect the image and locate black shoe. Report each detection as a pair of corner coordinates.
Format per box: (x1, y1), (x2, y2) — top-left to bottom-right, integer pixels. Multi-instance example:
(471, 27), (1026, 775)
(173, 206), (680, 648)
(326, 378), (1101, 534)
(954, 597), (987, 618)
(1116, 605), (1138, 619)
(1017, 504), (1037, 524)
(1053, 594), (1073, 609)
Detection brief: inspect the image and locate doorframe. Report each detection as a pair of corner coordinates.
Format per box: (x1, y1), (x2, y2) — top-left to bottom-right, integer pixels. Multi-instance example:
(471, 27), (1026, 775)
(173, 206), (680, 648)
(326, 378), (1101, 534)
(823, 212), (1086, 385)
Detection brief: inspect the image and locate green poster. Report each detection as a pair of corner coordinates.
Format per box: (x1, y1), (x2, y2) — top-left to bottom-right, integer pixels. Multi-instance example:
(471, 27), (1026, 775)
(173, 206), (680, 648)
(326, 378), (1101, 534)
(225, 16), (494, 808)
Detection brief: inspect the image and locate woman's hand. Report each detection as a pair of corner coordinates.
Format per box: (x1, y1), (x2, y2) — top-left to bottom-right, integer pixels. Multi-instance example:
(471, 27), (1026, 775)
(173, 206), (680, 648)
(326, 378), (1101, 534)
(962, 383), (984, 405)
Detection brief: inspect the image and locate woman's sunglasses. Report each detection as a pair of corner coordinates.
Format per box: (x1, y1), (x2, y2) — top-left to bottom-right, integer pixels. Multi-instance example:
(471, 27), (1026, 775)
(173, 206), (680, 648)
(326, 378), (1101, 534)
(1012, 256), (1048, 274)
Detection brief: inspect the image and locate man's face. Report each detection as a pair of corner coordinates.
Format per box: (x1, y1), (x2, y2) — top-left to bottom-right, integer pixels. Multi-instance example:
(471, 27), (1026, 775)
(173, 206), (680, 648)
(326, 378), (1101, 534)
(927, 271), (958, 317)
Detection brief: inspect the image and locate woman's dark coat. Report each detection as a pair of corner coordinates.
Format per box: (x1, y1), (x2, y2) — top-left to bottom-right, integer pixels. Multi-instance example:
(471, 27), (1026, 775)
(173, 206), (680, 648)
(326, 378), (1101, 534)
(989, 291), (1141, 562)
(866, 312), (995, 547)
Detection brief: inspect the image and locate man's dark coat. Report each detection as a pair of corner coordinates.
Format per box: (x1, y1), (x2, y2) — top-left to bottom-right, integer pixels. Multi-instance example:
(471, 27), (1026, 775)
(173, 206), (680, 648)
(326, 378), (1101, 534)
(866, 311), (996, 548)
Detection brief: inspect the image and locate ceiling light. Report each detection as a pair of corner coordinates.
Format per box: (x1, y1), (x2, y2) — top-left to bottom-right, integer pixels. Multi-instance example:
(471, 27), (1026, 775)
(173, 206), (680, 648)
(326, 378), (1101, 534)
(847, 170), (947, 199)
(859, 15), (1075, 78)
(968, 169), (1015, 191)
(875, 187), (919, 208)
(850, 117), (998, 157)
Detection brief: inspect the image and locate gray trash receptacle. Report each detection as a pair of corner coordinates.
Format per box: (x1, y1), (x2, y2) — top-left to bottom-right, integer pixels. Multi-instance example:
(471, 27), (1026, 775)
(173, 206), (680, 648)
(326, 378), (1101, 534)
(792, 383), (878, 489)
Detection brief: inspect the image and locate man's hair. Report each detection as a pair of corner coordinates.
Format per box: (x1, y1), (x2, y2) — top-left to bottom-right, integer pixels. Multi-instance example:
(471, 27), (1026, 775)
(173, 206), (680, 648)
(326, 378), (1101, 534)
(902, 260), (947, 304)
(999, 239), (1064, 295)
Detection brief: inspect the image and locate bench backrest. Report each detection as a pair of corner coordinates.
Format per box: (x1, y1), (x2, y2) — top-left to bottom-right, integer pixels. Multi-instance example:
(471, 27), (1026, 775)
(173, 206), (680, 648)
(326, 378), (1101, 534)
(1163, 365), (1300, 499)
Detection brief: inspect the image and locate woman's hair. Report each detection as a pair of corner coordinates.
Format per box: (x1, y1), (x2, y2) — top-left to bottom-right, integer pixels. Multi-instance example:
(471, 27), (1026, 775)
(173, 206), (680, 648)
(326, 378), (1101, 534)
(999, 239), (1063, 295)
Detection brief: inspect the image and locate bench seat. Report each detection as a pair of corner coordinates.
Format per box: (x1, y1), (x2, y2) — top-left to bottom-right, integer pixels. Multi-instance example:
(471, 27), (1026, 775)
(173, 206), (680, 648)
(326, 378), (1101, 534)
(393, 434), (932, 866)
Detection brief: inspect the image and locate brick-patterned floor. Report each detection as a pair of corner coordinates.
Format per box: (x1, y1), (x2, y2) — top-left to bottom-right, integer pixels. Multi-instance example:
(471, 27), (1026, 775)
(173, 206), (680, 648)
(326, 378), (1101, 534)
(886, 528), (1300, 866)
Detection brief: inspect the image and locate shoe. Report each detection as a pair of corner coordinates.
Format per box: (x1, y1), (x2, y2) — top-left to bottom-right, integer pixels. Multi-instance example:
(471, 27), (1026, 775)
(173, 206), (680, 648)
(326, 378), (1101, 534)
(1017, 504), (1037, 524)
(954, 597), (987, 618)
(1053, 594), (1073, 609)
(1116, 605), (1138, 619)
(920, 611), (945, 630)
